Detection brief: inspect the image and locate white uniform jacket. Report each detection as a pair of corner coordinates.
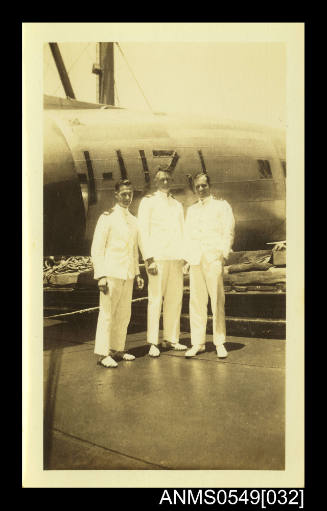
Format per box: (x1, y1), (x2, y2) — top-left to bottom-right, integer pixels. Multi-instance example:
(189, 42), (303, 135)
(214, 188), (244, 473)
(184, 196), (235, 265)
(138, 191), (184, 261)
(91, 204), (140, 280)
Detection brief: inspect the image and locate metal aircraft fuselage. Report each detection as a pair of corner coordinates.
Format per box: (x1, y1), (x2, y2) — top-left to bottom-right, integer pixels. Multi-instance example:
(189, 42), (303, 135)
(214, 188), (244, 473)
(44, 97), (286, 256)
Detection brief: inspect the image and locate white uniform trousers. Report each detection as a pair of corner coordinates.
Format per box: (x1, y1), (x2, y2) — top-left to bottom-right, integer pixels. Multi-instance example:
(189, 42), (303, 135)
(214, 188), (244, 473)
(94, 277), (134, 356)
(147, 260), (183, 345)
(189, 258), (226, 346)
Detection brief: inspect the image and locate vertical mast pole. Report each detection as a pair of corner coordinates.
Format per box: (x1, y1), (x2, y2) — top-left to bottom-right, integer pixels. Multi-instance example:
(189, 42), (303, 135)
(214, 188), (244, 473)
(99, 42), (115, 105)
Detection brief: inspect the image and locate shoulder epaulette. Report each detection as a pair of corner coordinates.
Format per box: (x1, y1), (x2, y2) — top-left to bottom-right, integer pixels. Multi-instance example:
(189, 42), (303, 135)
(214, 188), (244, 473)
(212, 196), (225, 203)
(102, 208), (114, 216)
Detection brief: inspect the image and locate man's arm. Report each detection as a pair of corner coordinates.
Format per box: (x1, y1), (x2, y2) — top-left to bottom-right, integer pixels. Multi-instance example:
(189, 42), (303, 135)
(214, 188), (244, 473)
(91, 214), (111, 280)
(221, 201), (235, 260)
(134, 226), (141, 277)
(183, 206), (192, 263)
(137, 198), (153, 262)
(138, 198), (159, 275)
(134, 236), (144, 289)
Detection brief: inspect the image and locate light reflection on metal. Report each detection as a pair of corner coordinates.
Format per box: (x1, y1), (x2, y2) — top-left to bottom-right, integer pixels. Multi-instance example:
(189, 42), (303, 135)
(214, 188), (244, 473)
(83, 151), (97, 205)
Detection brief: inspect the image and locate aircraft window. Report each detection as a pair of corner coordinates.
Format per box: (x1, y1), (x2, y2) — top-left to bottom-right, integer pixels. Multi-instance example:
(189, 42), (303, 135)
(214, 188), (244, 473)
(257, 159), (272, 179)
(281, 160), (286, 177)
(102, 172), (113, 180)
(153, 150), (174, 157)
(78, 173), (87, 183)
(202, 156), (265, 181)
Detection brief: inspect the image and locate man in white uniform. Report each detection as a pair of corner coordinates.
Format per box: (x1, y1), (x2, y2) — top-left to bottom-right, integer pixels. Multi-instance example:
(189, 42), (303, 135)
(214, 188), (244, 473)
(184, 172), (235, 359)
(91, 179), (144, 368)
(138, 166), (187, 357)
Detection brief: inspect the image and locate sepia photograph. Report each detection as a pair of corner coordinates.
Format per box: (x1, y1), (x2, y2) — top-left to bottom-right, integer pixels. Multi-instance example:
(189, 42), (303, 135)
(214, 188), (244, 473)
(23, 23), (304, 488)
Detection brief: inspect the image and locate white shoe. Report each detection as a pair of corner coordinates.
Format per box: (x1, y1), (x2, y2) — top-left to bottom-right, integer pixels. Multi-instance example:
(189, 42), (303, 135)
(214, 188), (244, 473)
(171, 342), (188, 351)
(162, 341), (187, 351)
(98, 356), (118, 368)
(185, 344), (205, 358)
(216, 345), (228, 358)
(149, 345), (160, 357)
(122, 353), (135, 361)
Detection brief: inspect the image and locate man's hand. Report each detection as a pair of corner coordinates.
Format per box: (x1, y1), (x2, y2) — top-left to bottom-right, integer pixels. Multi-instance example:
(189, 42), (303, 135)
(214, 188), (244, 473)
(147, 261), (158, 276)
(98, 277), (108, 294)
(183, 261), (190, 274)
(136, 275), (144, 289)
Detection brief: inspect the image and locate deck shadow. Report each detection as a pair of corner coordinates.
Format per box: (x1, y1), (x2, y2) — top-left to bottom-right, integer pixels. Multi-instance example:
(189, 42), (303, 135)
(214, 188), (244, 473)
(127, 337), (193, 359)
(127, 344), (151, 359)
(191, 341), (246, 354)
